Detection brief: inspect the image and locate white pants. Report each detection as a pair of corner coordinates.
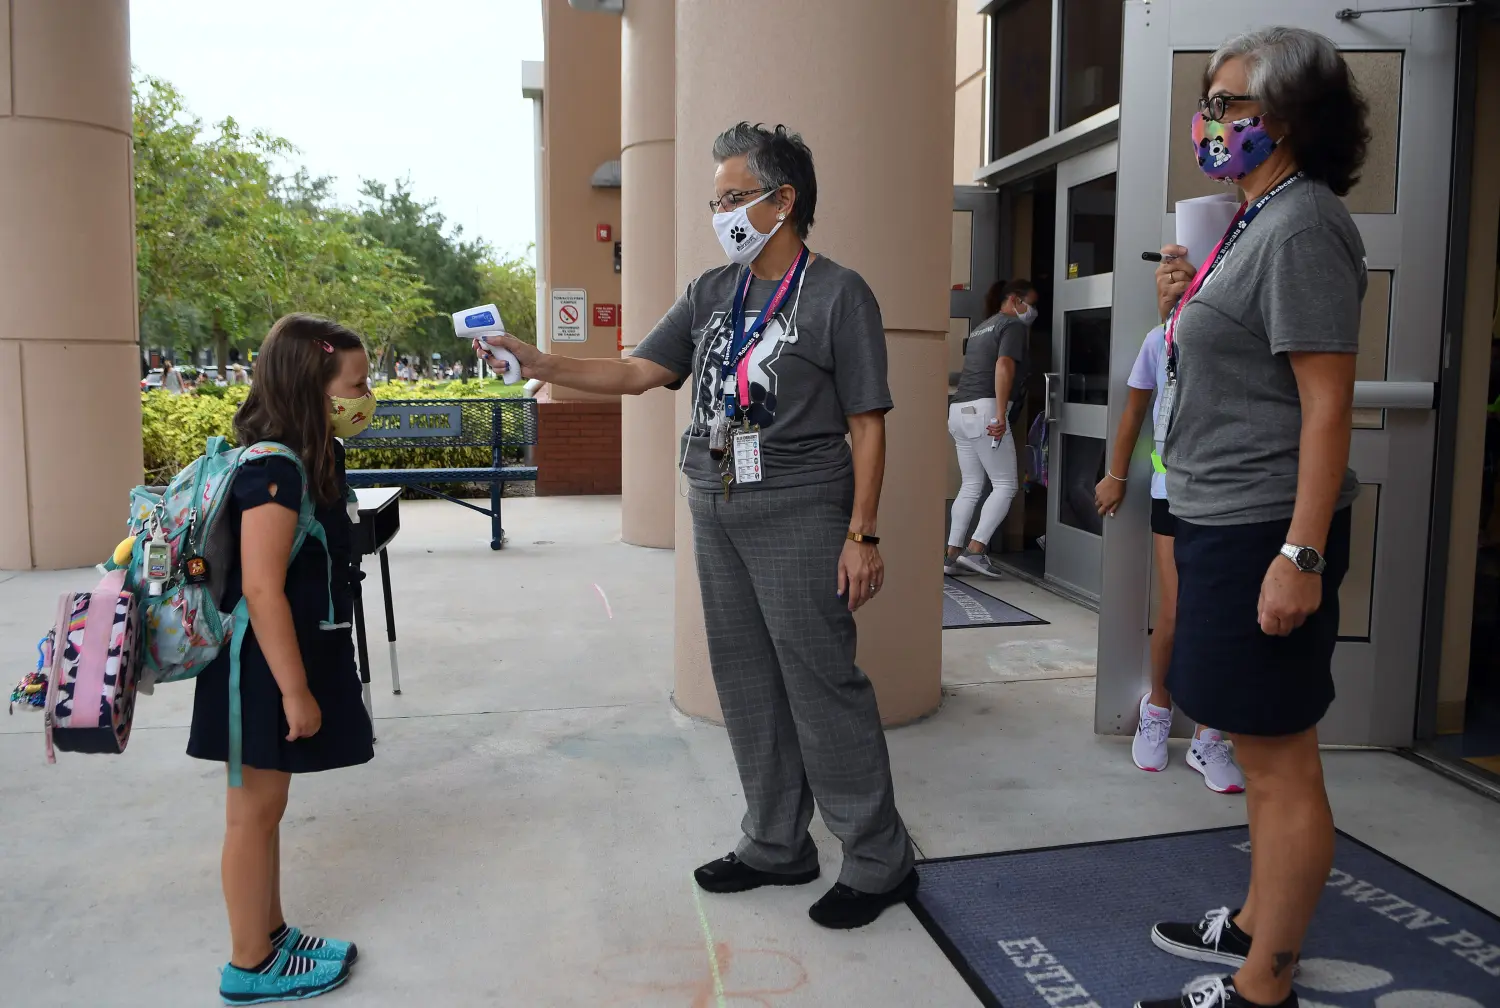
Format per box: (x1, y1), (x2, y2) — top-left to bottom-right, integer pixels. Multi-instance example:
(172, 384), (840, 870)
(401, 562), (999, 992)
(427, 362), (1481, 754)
(947, 399), (1019, 549)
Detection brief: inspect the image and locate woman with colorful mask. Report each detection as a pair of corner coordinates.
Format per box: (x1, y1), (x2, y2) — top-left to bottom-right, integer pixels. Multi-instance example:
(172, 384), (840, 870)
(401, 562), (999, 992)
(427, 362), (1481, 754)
(187, 314), (374, 1004)
(482, 123), (916, 930)
(1134, 28), (1369, 1008)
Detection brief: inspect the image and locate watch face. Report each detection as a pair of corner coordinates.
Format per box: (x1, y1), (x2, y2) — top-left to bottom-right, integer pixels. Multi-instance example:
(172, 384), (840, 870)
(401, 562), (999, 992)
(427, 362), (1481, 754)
(1294, 547), (1321, 572)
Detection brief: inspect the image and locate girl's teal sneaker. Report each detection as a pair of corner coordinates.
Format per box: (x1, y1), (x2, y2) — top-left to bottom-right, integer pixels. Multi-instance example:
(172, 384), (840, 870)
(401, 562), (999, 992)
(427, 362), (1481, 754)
(273, 925), (358, 966)
(219, 948), (349, 1005)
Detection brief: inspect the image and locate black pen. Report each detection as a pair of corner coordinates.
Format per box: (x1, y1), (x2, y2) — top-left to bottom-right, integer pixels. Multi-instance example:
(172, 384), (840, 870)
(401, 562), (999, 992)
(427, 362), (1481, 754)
(1140, 251), (1181, 263)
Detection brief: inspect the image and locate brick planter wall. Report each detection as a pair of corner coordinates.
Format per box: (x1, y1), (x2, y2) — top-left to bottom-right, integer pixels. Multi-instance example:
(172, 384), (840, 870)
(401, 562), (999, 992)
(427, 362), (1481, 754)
(535, 400), (622, 496)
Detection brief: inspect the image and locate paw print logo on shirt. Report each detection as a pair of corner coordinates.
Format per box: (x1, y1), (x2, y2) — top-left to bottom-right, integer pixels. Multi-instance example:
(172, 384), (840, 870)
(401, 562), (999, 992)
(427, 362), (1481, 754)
(1185, 961), (1483, 1008)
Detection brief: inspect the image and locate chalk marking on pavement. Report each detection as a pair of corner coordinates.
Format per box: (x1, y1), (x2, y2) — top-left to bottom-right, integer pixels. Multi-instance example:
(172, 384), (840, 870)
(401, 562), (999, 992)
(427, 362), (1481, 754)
(593, 583), (614, 619)
(690, 877), (728, 1008)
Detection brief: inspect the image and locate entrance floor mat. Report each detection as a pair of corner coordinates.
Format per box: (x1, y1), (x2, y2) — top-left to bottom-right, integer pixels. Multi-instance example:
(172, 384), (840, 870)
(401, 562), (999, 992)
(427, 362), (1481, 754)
(943, 577), (1047, 630)
(910, 826), (1500, 1007)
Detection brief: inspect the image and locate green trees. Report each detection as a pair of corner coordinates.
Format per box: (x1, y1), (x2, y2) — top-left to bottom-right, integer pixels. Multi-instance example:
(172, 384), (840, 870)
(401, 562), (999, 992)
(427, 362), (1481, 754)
(133, 76), (534, 376)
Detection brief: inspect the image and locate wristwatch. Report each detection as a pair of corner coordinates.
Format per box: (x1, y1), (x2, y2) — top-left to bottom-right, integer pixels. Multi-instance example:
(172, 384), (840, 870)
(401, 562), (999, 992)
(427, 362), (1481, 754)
(1280, 542), (1327, 575)
(847, 532), (881, 546)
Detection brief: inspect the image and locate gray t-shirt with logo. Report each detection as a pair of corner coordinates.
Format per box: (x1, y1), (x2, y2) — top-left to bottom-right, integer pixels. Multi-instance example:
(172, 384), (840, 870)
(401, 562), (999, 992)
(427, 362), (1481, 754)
(632, 255), (894, 493)
(1164, 179), (1365, 525)
(952, 312), (1028, 410)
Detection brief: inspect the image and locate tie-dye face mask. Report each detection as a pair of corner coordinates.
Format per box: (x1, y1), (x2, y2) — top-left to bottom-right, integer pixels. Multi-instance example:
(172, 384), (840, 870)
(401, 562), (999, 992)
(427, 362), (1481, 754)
(1192, 112), (1278, 183)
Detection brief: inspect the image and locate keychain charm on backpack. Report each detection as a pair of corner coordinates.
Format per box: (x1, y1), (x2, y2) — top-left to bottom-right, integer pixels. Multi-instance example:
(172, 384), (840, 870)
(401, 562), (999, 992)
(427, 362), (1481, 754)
(183, 555), (210, 585)
(145, 520), (170, 597)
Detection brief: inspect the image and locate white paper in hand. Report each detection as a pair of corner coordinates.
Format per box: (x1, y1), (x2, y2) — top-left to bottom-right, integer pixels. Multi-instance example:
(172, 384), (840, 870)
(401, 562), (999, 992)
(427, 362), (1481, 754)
(1175, 194), (1240, 273)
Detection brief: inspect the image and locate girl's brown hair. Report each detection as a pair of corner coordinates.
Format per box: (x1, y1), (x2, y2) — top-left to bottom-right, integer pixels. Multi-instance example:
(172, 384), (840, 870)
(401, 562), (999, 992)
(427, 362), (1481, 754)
(234, 314), (366, 507)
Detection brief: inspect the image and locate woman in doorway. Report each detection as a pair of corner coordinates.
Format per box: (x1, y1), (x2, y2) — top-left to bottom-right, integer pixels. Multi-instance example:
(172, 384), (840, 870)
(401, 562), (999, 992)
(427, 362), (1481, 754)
(944, 279), (1036, 579)
(1096, 324), (1244, 793)
(481, 122), (916, 931)
(1135, 27), (1367, 1008)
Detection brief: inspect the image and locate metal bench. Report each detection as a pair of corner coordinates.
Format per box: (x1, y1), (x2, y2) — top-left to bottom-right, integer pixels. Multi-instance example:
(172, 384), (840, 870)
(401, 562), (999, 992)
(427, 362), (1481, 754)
(344, 398), (539, 550)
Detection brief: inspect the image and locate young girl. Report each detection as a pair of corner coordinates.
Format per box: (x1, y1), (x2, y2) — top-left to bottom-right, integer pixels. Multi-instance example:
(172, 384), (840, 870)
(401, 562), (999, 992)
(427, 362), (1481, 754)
(1095, 324), (1244, 794)
(186, 314), (376, 1004)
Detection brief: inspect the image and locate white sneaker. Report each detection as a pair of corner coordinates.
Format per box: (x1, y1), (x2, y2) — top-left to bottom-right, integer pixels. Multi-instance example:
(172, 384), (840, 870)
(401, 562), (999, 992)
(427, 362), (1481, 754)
(956, 552), (1004, 579)
(943, 554), (962, 576)
(1187, 732), (1245, 794)
(1133, 695), (1173, 772)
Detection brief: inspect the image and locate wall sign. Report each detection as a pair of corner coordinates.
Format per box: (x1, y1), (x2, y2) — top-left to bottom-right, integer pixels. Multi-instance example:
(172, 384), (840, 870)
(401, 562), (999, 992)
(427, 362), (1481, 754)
(592, 303), (617, 327)
(551, 288), (587, 343)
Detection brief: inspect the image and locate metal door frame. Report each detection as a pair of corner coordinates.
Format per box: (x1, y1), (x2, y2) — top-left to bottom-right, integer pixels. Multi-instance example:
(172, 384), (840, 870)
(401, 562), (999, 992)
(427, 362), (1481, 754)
(1045, 141), (1119, 599)
(1096, 0), (1458, 745)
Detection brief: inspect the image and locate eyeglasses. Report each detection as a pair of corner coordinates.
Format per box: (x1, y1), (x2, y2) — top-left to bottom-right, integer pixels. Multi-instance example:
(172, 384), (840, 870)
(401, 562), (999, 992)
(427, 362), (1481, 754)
(708, 187), (773, 213)
(1198, 93), (1259, 123)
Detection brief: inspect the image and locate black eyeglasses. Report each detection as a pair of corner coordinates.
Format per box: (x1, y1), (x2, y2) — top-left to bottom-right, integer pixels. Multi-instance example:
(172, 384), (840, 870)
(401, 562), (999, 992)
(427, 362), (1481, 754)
(709, 187), (773, 213)
(1198, 94), (1259, 123)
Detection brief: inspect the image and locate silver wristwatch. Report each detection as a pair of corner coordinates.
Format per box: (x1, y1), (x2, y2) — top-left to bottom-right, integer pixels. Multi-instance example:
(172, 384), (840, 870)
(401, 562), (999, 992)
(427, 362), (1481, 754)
(1280, 542), (1327, 575)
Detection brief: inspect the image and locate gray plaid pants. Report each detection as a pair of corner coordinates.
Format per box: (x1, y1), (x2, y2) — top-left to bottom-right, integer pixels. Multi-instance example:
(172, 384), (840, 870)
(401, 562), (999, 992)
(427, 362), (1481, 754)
(689, 479), (914, 893)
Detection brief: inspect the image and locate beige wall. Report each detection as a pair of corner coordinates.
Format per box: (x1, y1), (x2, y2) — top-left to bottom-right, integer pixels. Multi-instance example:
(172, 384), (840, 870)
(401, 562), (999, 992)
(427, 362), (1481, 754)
(1437, 22), (1500, 734)
(542, 0), (622, 403)
(0, 0), (142, 570)
(954, 5), (988, 185)
(619, 0), (678, 549)
(672, 0), (956, 726)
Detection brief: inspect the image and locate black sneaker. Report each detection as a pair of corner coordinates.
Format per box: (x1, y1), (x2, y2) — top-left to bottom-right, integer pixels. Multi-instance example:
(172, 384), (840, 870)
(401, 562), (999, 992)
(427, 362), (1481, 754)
(1136, 975), (1297, 1008)
(1152, 906), (1252, 967)
(807, 868), (919, 930)
(693, 852), (820, 894)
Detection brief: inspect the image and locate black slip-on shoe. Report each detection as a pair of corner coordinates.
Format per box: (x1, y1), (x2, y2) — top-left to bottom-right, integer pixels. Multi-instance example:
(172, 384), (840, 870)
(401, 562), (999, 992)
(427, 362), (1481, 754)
(1151, 906), (1253, 967)
(693, 852), (820, 894)
(807, 867), (919, 930)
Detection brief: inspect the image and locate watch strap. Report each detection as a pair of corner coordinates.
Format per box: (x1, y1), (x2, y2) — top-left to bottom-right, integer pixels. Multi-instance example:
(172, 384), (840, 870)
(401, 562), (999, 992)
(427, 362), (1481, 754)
(847, 532), (880, 546)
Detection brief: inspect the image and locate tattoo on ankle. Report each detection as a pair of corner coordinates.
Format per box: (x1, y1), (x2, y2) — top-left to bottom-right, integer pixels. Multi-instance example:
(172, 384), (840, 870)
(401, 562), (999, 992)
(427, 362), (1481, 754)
(1271, 951), (1298, 977)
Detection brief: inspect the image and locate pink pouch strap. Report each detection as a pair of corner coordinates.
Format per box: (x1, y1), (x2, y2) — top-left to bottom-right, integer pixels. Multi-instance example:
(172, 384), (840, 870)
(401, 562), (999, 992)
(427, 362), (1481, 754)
(71, 570), (128, 730)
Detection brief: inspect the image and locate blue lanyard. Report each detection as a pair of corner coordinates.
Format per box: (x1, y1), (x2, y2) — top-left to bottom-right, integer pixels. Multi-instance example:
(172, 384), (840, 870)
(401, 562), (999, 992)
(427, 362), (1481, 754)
(1165, 171), (1303, 382)
(722, 247), (809, 416)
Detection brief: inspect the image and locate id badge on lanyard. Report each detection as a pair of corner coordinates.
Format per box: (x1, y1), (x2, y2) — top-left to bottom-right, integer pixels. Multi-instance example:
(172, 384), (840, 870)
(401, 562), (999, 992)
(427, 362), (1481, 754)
(1154, 382), (1176, 444)
(732, 430), (763, 485)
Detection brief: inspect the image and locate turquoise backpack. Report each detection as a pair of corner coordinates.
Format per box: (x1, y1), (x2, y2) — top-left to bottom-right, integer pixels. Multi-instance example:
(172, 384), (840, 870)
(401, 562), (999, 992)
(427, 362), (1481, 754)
(123, 437), (340, 785)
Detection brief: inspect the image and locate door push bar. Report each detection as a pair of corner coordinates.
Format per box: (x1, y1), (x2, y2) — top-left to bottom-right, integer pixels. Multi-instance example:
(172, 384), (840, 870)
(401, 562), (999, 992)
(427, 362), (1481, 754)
(1352, 381), (1435, 410)
(1337, 1), (1474, 20)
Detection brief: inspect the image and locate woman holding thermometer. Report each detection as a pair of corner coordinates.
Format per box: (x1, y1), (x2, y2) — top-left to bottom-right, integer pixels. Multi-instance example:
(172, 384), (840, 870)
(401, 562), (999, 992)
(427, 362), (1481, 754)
(479, 122), (916, 931)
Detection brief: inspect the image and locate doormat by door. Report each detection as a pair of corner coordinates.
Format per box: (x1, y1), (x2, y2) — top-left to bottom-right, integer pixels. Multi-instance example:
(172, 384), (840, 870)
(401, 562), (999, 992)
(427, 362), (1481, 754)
(910, 826), (1500, 1008)
(942, 577), (1048, 630)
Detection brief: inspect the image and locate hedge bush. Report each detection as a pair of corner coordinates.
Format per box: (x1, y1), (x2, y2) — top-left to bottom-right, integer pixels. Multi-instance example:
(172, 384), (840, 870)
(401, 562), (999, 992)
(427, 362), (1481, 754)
(142, 380), (527, 487)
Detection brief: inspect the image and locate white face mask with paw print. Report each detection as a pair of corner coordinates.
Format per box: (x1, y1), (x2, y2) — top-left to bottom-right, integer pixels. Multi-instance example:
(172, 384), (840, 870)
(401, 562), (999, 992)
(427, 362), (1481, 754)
(712, 189), (784, 266)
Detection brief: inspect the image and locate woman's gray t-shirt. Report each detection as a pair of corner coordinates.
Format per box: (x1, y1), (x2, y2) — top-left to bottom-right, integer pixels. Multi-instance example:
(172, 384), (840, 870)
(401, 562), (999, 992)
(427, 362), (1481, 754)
(631, 255), (894, 493)
(1163, 179), (1365, 526)
(952, 311), (1027, 408)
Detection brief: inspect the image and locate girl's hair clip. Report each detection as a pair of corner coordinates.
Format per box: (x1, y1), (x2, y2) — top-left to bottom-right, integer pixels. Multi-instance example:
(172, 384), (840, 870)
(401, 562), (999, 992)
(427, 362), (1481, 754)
(318, 340), (335, 354)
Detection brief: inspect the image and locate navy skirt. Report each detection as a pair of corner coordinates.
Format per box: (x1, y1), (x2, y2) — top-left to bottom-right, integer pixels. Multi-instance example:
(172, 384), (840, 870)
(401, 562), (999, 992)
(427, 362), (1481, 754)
(1167, 507), (1352, 737)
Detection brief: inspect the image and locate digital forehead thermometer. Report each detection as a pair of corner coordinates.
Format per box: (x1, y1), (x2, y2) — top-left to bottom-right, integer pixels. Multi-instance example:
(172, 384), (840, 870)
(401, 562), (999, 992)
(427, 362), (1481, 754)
(452, 303), (521, 385)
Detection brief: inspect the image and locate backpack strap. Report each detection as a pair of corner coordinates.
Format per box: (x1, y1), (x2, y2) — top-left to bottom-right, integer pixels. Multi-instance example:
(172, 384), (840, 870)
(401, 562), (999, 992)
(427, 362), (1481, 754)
(223, 442), (343, 786)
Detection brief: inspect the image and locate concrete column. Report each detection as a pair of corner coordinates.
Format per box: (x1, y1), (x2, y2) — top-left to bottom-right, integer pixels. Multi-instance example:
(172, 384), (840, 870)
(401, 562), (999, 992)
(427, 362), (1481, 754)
(619, 0), (677, 549)
(672, 0), (956, 725)
(0, 1), (142, 570)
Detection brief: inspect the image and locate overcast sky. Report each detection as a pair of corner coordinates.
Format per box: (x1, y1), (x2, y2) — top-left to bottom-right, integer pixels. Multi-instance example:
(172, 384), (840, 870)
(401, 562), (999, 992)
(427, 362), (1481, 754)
(129, 0), (545, 258)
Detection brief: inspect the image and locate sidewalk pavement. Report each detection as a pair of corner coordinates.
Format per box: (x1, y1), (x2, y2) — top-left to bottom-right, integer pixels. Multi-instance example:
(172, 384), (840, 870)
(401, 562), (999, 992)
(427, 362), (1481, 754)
(2, 497), (1496, 1006)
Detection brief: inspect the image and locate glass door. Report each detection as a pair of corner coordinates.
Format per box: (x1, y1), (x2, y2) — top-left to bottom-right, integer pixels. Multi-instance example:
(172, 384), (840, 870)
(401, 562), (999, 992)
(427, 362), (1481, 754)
(1044, 141), (1118, 600)
(1096, 0), (1457, 746)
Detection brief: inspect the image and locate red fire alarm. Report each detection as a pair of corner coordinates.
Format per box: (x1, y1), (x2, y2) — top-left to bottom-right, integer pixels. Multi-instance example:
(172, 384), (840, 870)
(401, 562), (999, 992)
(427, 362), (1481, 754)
(592, 303), (618, 327)
(596, 223), (612, 242)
